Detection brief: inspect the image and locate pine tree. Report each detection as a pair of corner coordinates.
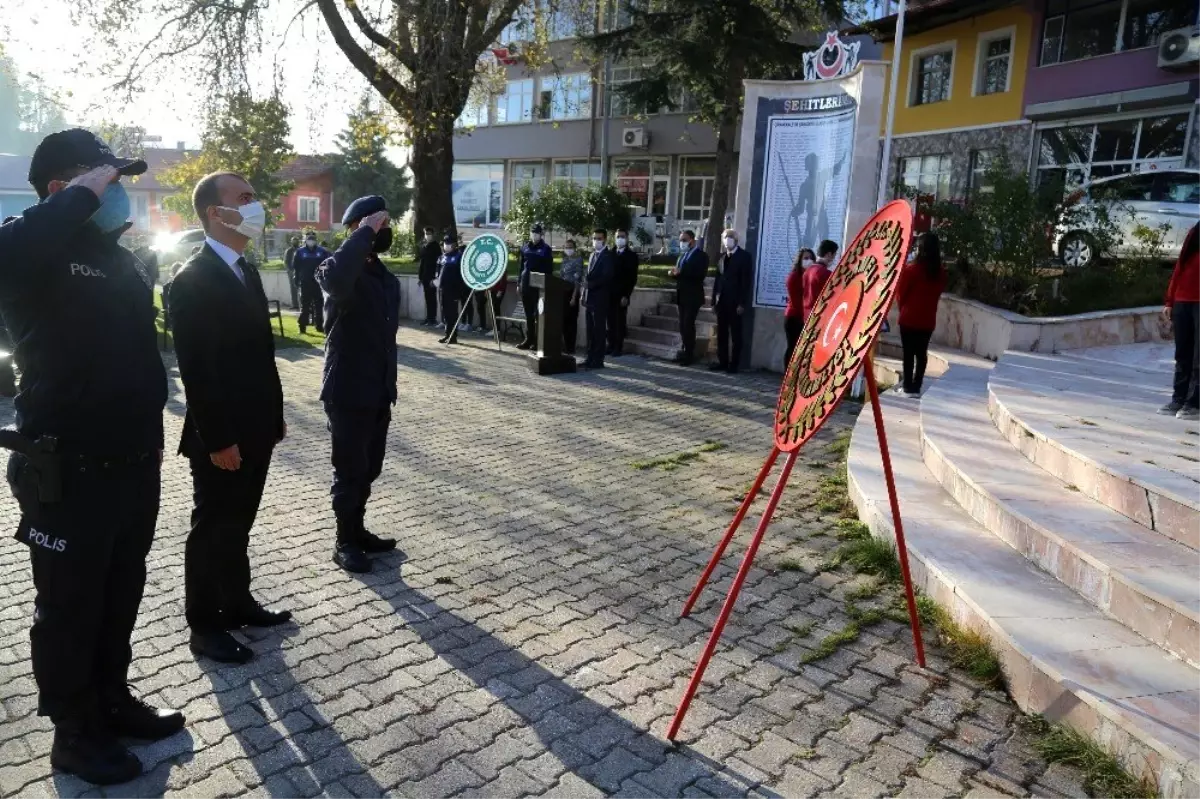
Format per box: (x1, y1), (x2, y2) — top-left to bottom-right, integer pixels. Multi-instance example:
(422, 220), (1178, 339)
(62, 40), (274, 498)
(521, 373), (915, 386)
(331, 96), (412, 218)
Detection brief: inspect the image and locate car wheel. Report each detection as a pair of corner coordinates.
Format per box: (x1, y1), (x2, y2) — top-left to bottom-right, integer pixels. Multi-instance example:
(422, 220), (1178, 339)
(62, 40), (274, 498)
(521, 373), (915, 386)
(1059, 232), (1096, 269)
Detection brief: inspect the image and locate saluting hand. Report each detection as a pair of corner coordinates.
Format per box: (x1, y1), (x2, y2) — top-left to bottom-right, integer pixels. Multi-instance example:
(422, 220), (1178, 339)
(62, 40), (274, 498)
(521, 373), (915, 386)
(210, 444), (242, 471)
(68, 165), (119, 200)
(363, 211), (390, 232)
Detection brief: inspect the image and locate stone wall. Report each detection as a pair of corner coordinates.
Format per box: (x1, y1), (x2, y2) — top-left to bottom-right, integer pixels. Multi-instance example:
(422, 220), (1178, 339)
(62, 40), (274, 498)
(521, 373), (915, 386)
(881, 123), (1033, 201)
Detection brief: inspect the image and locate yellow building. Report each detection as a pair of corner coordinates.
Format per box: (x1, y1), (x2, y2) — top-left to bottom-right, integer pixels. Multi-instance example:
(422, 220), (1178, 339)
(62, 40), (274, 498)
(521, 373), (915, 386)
(867, 0), (1035, 202)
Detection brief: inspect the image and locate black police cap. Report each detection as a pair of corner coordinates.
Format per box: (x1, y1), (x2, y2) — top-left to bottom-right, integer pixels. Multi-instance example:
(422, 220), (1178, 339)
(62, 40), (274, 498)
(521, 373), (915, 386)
(442, 234), (456, 244)
(531, 222), (544, 234)
(28, 128), (148, 188)
(342, 195), (388, 227)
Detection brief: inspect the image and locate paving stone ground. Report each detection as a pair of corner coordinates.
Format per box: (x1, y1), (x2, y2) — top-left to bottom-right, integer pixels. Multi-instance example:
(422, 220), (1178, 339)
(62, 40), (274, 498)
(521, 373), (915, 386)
(0, 326), (1090, 798)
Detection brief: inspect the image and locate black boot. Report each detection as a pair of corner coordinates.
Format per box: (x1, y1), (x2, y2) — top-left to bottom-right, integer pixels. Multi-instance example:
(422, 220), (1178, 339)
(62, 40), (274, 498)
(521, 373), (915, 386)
(51, 720), (142, 785)
(103, 687), (185, 741)
(333, 522), (371, 573)
(359, 528), (398, 554)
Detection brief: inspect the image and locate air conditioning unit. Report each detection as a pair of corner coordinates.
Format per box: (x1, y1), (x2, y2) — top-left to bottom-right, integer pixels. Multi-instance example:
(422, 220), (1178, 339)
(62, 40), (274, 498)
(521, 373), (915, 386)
(622, 127), (648, 149)
(1158, 27), (1199, 70)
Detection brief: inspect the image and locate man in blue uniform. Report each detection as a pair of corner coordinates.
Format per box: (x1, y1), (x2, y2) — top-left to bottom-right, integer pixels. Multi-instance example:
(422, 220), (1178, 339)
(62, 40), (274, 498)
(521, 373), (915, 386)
(437, 235), (465, 345)
(516, 222), (553, 350)
(317, 196), (401, 573)
(0, 129), (184, 785)
(292, 233), (330, 335)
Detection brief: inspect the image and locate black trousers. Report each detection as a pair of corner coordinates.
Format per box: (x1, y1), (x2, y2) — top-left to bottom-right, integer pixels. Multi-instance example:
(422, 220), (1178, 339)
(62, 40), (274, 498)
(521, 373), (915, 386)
(299, 278), (323, 333)
(521, 287), (539, 344)
(421, 281), (438, 323)
(608, 298), (629, 355)
(784, 316), (805, 367)
(900, 326), (934, 394)
(326, 404), (390, 539)
(1172, 302), (1200, 408)
(288, 270), (300, 309)
(678, 297), (702, 360)
(9, 455), (159, 722)
(716, 306), (744, 370)
(185, 453), (271, 633)
(563, 295), (579, 354)
(585, 304), (607, 366)
(475, 291), (491, 329)
(441, 290), (460, 340)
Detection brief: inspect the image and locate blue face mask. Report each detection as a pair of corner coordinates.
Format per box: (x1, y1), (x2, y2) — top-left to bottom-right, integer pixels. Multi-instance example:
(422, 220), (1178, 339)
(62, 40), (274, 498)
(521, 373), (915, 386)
(89, 182), (131, 233)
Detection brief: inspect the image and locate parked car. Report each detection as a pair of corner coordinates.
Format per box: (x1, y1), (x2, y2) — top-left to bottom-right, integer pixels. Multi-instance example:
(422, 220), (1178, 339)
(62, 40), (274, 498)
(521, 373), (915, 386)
(1054, 168), (1199, 269)
(151, 228), (207, 271)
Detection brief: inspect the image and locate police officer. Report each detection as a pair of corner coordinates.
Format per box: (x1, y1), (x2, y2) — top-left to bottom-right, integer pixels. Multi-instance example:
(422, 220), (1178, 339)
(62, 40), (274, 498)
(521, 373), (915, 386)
(293, 233), (330, 335)
(417, 226), (441, 326)
(316, 196), (401, 573)
(516, 222), (553, 350)
(437, 235), (465, 345)
(0, 129), (184, 785)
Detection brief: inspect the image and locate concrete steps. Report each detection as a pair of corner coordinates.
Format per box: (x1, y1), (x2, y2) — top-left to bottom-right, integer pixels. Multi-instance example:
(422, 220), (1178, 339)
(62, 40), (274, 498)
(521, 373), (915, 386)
(847, 381), (1200, 797)
(625, 303), (715, 361)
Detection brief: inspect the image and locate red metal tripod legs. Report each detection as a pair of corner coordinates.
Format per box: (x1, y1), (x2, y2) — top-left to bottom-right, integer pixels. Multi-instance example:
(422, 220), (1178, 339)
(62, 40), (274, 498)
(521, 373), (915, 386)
(863, 356), (926, 668)
(666, 449), (800, 741)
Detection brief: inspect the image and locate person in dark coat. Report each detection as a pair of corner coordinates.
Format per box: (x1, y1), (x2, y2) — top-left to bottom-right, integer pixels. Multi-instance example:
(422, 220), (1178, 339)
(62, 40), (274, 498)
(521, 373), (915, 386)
(670, 229), (709, 365)
(608, 228), (639, 356)
(292, 233), (330, 334)
(0, 130), (183, 786)
(169, 171), (290, 667)
(516, 222), (553, 349)
(711, 228), (754, 373)
(417, 226), (440, 326)
(283, 236), (300, 309)
(316, 196), (401, 573)
(582, 228), (615, 369)
(437, 235), (465, 344)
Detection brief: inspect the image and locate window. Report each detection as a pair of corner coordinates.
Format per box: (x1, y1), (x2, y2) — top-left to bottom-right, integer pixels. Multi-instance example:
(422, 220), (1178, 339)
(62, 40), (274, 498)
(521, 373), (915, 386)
(1107, 172), (1158, 201)
(540, 72), (591, 120)
(298, 196), (320, 224)
(495, 79), (535, 124)
(899, 154), (952, 201)
(511, 162), (546, 197)
(1036, 112), (1191, 189)
(676, 158), (716, 222)
(911, 48), (953, 106)
(975, 32), (1012, 95)
(133, 193), (150, 227)
(552, 159), (601, 186)
(452, 163), (504, 228)
(1040, 0), (1197, 65)
(611, 158), (669, 216)
(968, 149), (996, 197)
(0, 193), (38, 219)
(456, 101), (489, 129)
(608, 62), (656, 117)
(1163, 172), (1200, 205)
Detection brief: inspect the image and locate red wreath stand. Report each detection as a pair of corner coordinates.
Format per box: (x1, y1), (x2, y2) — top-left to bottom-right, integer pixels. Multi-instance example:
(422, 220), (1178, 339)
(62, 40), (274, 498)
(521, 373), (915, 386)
(667, 200), (926, 742)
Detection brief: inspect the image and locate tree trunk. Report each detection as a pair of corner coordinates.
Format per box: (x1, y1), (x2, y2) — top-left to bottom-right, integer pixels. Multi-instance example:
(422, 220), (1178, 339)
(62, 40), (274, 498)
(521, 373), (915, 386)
(704, 57), (745, 266)
(410, 121), (458, 240)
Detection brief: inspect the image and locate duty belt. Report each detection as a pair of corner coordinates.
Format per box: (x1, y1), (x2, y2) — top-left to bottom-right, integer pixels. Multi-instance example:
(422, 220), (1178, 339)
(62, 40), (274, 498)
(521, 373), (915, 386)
(0, 428), (61, 503)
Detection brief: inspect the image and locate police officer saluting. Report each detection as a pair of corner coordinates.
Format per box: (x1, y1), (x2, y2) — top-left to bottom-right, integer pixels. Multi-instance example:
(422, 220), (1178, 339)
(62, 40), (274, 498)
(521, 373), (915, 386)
(0, 129), (183, 785)
(318, 196), (401, 573)
(516, 222), (552, 350)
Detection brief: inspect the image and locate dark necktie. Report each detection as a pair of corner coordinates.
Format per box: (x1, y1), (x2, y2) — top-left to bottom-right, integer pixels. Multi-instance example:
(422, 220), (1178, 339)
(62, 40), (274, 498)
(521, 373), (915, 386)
(233, 256), (247, 285)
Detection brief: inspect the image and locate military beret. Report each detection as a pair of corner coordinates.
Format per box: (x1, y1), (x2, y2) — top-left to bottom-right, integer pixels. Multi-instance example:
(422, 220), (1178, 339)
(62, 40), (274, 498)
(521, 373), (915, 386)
(341, 195), (387, 227)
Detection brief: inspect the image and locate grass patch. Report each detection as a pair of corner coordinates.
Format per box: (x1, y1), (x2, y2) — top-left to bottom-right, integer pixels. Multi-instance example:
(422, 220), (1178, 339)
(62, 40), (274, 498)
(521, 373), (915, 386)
(632, 440), (726, 472)
(155, 287), (324, 351)
(845, 580), (881, 601)
(916, 596), (1004, 688)
(777, 559), (804, 572)
(1020, 716), (1156, 798)
(786, 622), (814, 638)
(801, 621), (862, 663)
(795, 747), (817, 760)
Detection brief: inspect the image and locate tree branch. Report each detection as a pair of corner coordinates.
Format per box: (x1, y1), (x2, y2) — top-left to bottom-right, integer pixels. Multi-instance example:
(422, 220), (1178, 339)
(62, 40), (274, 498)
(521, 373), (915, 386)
(315, 0), (411, 109)
(341, 0), (415, 71)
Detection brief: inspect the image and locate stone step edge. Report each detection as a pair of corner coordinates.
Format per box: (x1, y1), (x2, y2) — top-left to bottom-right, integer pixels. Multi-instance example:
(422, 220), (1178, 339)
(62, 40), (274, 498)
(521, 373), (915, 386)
(845, 406), (1199, 798)
(987, 384), (1199, 553)
(920, 387), (1199, 667)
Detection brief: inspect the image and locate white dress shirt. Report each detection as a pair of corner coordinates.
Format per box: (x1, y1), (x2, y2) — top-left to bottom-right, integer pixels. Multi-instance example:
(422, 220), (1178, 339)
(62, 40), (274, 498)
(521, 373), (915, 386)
(205, 236), (246, 283)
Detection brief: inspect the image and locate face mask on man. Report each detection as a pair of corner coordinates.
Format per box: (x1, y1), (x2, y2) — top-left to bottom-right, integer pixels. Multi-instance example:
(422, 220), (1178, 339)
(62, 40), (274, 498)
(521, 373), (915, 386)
(88, 182), (131, 233)
(678, 239), (690, 252)
(564, 248), (576, 257)
(724, 236), (736, 251)
(531, 232), (542, 242)
(442, 243), (454, 254)
(217, 201), (267, 239)
(373, 226), (394, 254)
(592, 239), (605, 252)
(616, 236), (627, 248)
(305, 238), (317, 249)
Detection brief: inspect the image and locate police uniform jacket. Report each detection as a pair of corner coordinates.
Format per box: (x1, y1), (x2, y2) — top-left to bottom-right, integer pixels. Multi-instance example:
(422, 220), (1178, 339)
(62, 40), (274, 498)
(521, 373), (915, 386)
(518, 240), (553, 293)
(713, 247), (754, 311)
(438, 248), (465, 297)
(317, 226), (400, 408)
(0, 186), (166, 455)
(418, 239), (441, 285)
(292, 245), (330, 284)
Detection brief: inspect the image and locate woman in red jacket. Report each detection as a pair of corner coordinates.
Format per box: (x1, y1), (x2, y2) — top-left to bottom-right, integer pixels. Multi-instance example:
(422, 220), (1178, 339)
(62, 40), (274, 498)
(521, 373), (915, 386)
(783, 247), (816, 365)
(895, 232), (947, 396)
(1162, 222), (1199, 420)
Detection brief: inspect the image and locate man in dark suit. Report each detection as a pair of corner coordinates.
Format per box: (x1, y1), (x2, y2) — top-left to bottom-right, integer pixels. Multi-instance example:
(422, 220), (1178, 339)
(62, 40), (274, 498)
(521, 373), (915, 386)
(582, 228), (615, 369)
(317, 196), (401, 574)
(608, 228), (639, 356)
(283, 236), (300, 309)
(711, 228), (754, 373)
(169, 171), (290, 665)
(417, 226), (440, 326)
(670, 228), (709, 366)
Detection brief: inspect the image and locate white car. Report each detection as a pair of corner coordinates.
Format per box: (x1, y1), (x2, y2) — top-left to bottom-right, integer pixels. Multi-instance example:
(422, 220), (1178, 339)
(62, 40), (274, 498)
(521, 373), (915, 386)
(1055, 168), (1199, 269)
(151, 228), (208, 272)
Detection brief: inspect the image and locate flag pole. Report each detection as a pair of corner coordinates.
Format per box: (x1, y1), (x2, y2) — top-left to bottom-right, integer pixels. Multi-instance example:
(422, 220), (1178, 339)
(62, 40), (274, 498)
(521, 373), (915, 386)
(876, 0), (907, 210)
